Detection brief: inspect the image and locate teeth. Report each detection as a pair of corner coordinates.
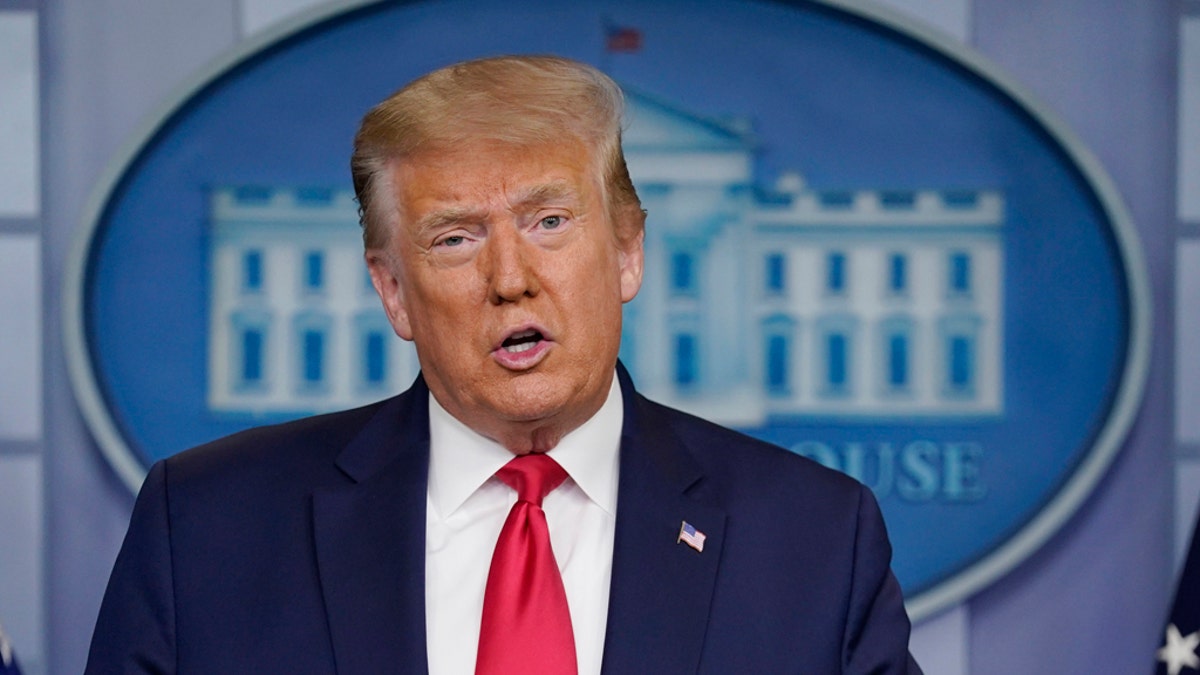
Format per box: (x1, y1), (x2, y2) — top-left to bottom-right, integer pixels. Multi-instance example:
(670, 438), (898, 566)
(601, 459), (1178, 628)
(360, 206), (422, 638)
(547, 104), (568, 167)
(501, 329), (542, 354)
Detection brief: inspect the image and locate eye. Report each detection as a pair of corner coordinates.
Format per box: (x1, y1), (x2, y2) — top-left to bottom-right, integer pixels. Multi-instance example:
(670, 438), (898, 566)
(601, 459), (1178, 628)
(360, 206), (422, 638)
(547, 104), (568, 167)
(539, 215), (564, 230)
(438, 235), (465, 248)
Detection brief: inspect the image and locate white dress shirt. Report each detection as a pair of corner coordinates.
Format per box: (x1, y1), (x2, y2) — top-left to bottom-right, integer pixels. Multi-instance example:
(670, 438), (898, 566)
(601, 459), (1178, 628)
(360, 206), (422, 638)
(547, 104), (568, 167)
(425, 376), (622, 675)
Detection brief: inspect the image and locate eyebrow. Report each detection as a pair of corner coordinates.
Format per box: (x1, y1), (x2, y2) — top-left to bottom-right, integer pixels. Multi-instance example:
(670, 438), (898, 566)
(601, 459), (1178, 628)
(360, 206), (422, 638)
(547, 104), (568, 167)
(413, 182), (583, 234)
(414, 206), (485, 234)
(511, 182), (580, 209)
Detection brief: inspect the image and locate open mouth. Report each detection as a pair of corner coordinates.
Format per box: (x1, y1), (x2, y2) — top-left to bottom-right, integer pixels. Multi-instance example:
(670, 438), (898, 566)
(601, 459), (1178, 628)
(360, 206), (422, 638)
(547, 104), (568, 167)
(501, 329), (544, 354)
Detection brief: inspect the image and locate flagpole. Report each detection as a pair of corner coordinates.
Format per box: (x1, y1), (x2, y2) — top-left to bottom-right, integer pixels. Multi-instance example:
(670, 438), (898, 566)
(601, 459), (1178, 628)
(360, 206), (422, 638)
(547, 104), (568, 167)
(599, 16), (612, 75)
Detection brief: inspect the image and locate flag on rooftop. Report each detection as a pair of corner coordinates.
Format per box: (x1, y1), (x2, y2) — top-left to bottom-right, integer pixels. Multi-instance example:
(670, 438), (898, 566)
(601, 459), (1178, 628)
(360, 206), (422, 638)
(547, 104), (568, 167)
(605, 23), (642, 53)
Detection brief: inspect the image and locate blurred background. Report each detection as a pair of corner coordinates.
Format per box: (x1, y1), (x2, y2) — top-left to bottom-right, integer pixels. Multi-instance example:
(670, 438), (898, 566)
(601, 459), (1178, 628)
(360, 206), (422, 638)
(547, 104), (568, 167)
(0, 1), (1192, 673)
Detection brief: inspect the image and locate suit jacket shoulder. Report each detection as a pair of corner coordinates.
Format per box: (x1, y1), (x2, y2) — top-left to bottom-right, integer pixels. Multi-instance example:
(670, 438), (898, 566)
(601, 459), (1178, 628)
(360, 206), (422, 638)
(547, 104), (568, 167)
(164, 388), (406, 486)
(86, 381), (433, 674)
(646, 393), (865, 505)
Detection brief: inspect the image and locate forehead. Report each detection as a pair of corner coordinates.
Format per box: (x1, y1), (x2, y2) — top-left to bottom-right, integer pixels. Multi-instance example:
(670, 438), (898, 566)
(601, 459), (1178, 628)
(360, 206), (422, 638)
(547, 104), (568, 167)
(393, 140), (602, 207)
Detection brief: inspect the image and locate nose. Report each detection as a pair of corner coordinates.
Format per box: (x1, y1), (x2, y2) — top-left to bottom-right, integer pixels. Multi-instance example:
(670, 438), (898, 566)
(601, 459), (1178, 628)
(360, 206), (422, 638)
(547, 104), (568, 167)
(486, 226), (540, 304)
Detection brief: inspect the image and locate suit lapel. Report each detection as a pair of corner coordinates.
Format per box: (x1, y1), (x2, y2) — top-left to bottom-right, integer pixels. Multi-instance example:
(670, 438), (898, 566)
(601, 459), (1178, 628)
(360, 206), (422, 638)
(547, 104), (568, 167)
(601, 370), (726, 675)
(313, 382), (431, 675)
(309, 369), (725, 674)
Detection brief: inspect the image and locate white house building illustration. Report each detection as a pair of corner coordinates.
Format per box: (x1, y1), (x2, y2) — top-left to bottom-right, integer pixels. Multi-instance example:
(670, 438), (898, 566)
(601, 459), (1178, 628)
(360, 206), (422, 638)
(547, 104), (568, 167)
(206, 90), (1005, 422)
(206, 187), (420, 415)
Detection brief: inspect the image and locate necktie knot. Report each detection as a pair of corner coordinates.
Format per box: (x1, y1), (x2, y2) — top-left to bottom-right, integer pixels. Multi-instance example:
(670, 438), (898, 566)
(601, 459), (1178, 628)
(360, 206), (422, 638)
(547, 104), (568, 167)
(495, 453), (568, 506)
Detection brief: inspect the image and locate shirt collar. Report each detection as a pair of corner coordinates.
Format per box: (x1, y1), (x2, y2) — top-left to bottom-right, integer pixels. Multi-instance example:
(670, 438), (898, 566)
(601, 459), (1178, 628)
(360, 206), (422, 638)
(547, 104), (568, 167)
(427, 374), (623, 519)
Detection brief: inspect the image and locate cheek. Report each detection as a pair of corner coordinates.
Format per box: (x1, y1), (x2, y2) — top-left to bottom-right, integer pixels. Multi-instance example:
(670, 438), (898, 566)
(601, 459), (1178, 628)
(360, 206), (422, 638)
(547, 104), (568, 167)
(409, 274), (482, 330)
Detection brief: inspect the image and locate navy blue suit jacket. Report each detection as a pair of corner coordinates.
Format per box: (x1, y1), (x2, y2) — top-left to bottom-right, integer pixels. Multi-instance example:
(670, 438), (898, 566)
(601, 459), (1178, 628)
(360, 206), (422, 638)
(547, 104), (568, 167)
(87, 368), (920, 673)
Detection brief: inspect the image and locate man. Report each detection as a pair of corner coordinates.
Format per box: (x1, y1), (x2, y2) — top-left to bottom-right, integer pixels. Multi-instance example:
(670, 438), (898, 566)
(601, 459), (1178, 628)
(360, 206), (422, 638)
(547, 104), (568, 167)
(87, 55), (921, 674)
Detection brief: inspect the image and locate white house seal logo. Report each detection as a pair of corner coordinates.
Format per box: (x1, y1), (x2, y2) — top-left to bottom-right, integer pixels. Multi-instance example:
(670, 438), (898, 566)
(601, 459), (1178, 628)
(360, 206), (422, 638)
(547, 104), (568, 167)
(65, 0), (1149, 620)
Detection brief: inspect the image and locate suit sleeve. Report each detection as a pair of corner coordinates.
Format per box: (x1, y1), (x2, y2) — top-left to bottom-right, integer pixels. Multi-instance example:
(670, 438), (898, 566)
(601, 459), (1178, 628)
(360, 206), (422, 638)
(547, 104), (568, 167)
(842, 484), (924, 675)
(85, 460), (177, 674)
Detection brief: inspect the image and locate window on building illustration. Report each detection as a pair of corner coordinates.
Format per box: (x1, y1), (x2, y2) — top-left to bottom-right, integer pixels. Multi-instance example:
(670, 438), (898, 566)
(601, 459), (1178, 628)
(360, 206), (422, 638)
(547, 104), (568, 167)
(939, 315), (980, 398)
(304, 251), (325, 291)
(827, 332), (849, 391)
(294, 313), (332, 393)
(241, 328), (264, 383)
(949, 251), (972, 295)
(827, 252), (847, 294)
(295, 186), (333, 205)
(880, 317), (914, 395)
(675, 333), (697, 387)
(671, 251), (696, 295)
(817, 316), (856, 398)
(889, 253), (907, 294)
(819, 191), (854, 208)
(943, 190), (978, 209)
(355, 312), (391, 391)
(235, 185), (272, 203)
(947, 335), (974, 393)
(766, 334), (790, 394)
(243, 250), (263, 292)
(762, 315), (796, 396)
(303, 329), (325, 383)
(231, 310), (271, 392)
(364, 330), (387, 386)
(888, 333), (909, 389)
(765, 252), (787, 295)
(880, 191), (915, 208)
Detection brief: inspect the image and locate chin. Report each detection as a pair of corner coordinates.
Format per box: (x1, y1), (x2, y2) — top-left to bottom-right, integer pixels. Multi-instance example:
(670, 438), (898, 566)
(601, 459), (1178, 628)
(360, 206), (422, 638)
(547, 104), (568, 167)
(488, 375), (578, 422)
(491, 392), (567, 424)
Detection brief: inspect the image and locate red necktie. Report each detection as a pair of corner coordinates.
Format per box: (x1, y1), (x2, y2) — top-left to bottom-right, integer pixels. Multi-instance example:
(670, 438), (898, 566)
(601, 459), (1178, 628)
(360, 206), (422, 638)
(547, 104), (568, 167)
(476, 453), (577, 675)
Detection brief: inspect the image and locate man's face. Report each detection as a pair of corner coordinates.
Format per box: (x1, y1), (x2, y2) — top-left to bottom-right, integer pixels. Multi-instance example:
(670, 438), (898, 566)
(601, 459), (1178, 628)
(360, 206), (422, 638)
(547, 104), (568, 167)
(367, 140), (644, 451)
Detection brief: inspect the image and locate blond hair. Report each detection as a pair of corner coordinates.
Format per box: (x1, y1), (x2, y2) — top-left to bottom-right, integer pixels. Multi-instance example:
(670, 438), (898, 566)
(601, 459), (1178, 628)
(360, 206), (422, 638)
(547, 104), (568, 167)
(351, 54), (644, 249)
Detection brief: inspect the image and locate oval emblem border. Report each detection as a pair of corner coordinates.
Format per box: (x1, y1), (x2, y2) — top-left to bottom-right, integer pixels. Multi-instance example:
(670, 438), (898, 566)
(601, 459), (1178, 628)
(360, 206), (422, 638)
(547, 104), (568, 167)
(62, 0), (1152, 621)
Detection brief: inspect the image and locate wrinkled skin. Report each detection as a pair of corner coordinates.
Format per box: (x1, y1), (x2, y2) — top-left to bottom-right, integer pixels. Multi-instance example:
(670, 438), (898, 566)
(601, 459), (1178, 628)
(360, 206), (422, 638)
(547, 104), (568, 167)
(367, 140), (644, 454)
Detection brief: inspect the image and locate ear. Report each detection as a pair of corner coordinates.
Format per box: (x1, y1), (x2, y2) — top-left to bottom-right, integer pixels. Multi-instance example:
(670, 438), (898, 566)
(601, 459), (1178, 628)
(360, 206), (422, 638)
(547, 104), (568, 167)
(617, 226), (645, 303)
(366, 250), (414, 341)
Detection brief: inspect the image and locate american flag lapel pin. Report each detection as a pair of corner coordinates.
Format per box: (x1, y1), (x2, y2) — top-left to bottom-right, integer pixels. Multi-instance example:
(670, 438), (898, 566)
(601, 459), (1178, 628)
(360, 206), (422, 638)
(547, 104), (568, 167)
(677, 520), (706, 553)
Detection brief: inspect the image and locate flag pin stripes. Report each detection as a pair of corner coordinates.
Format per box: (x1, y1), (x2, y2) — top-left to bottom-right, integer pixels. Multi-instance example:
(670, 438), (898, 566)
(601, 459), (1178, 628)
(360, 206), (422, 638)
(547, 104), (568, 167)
(677, 521), (706, 553)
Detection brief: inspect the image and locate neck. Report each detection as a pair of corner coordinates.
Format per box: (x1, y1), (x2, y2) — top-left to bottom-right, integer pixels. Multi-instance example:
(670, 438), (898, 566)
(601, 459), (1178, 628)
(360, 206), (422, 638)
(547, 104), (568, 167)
(429, 373), (616, 456)
(475, 397), (605, 455)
